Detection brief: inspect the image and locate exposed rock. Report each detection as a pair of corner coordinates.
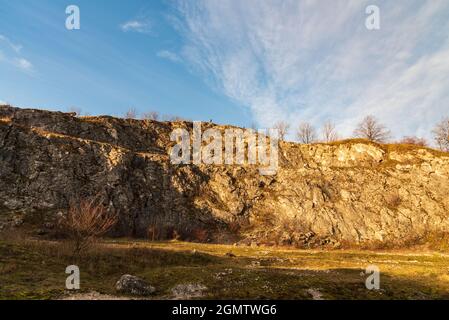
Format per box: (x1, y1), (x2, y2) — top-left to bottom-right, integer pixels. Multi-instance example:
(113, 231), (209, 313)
(115, 275), (155, 296)
(1, 105), (449, 247)
(306, 288), (324, 300)
(171, 283), (207, 299)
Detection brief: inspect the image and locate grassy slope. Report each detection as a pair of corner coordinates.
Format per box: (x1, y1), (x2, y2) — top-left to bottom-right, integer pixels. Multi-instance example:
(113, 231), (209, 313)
(1, 239), (449, 300)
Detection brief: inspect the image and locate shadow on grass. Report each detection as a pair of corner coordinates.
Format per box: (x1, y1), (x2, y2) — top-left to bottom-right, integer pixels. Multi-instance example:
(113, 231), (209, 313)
(0, 240), (448, 300)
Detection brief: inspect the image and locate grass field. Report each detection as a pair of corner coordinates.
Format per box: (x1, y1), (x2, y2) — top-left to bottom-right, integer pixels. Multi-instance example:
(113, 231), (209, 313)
(1, 238), (449, 300)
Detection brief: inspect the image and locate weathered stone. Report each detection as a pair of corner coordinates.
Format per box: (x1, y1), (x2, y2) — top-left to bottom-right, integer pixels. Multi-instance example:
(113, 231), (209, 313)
(115, 275), (155, 296)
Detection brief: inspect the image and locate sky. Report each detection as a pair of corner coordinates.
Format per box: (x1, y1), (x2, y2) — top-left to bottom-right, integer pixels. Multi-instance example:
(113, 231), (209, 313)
(0, 0), (448, 142)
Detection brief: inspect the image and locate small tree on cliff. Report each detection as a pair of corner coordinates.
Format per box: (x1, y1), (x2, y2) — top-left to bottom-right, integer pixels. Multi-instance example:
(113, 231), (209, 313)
(59, 196), (118, 257)
(433, 118), (449, 152)
(296, 122), (317, 144)
(354, 115), (391, 143)
(125, 108), (138, 119)
(321, 121), (339, 143)
(273, 121), (290, 141)
(142, 111), (160, 121)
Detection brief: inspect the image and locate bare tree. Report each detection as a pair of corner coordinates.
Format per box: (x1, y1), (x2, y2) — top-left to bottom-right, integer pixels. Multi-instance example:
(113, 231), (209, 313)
(322, 121), (339, 143)
(125, 108), (138, 119)
(142, 111), (160, 121)
(433, 118), (449, 151)
(59, 196), (118, 256)
(353, 115), (391, 143)
(400, 136), (428, 147)
(273, 121), (290, 141)
(296, 122), (317, 144)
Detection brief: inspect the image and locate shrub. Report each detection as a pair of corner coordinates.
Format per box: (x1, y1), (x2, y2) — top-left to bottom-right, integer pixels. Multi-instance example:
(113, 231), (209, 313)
(399, 136), (427, 146)
(192, 228), (209, 242)
(59, 196), (118, 257)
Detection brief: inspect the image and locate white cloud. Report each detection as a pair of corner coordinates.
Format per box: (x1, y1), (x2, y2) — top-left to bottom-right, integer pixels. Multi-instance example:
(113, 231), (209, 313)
(0, 34), (33, 73)
(13, 58), (33, 71)
(120, 20), (151, 33)
(173, 0), (449, 142)
(157, 50), (181, 63)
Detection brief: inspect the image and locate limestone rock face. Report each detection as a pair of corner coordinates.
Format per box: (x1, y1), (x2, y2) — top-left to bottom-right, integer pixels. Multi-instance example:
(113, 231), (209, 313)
(1, 105), (448, 247)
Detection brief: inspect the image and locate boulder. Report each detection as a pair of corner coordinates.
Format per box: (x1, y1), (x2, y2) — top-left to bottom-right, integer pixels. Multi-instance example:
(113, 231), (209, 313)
(115, 275), (155, 296)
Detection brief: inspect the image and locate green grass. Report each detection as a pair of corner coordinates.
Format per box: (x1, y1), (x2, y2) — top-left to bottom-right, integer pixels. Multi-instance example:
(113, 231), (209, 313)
(1, 239), (449, 300)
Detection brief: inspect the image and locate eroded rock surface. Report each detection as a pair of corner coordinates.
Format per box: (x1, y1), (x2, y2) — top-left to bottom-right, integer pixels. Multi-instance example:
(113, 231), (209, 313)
(1, 105), (448, 247)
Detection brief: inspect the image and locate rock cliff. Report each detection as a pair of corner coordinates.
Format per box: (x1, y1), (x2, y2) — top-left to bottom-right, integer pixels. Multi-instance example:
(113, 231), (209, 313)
(1, 105), (448, 247)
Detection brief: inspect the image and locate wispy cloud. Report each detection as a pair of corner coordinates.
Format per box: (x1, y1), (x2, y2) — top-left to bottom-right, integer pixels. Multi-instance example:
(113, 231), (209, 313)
(0, 35), (22, 53)
(0, 34), (33, 73)
(120, 20), (152, 34)
(13, 58), (33, 71)
(157, 50), (181, 63)
(172, 0), (449, 141)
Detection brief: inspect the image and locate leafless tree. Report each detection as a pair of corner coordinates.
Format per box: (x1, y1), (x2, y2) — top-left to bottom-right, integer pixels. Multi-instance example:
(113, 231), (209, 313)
(125, 108), (138, 119)
(353, 115), (391, 143)
(142, 111), (160, 121)
(321, 121), (339, 143)
(433, 118), (449, 151)
(296, 122), (317, 144)
(59, 196), (118, 257)
(399, 136), (428, 147)
(273, 121), (290, 141)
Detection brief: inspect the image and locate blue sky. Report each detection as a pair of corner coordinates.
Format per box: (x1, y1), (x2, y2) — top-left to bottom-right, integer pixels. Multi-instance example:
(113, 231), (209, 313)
(0, 0), (250, 126)
(1, 0), (449, 141)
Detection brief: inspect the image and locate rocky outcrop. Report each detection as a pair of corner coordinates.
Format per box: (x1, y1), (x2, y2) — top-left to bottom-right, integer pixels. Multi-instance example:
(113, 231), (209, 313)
(1, 105), (448, 247)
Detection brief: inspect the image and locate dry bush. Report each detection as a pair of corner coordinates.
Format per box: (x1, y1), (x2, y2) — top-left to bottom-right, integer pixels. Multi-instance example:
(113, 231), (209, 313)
(142, 111), (160, 121)
(147, 223), (183, 241)
(59, 197), (118, 257)
(399, 136), (428, 146)
(124, 108), (138, 119)
(163, 115), (189, 122)
(228, 218), (241, 233)
(192, 228), (209, 242)
(147, 224), (161, 241)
